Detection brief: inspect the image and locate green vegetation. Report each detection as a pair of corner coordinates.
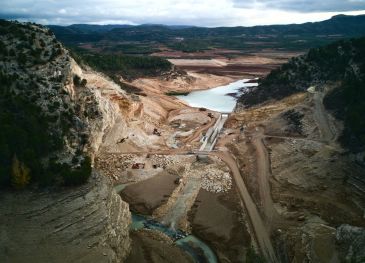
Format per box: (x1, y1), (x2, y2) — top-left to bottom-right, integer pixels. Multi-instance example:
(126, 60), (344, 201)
(324, 41), (365, 150)
(165, 91), (190, 96)
(240, 37), (365, 151)
(0, 20), (92, 188)
(60, 157), (92, 186)
(167, 39), (211, 52)
(103, 43), (158, 54)
(71, 47), (172, 81)
(0, 82), (60, 187)
(282, 109), (304, 135)
(0, 72), (92, 188)
(49, 15), (365, 54)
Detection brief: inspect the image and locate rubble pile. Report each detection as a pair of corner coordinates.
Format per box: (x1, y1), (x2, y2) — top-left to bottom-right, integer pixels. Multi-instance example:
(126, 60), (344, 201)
(200, 167), (232, 193)
(149, 155), (191, 169)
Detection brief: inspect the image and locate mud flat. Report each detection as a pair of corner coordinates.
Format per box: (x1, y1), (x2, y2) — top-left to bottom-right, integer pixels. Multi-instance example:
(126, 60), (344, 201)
(153, 49), (299, 78)
(188, 187), (252, 263)
(121, 170), (179, 215)
(127, 214), (218, 263)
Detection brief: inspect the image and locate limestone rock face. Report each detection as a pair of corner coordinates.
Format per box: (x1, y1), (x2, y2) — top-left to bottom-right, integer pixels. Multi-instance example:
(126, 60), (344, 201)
(0, 21), (134, 263)
(0, 173), (131, 263)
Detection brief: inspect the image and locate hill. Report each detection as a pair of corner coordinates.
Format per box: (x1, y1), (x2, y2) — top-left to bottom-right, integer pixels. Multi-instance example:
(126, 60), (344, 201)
(0, 20), (132, 262)
(48, 15), (365, 52)
(70, 46), (174, 82)
(0, 20), (97, 187)
(238, 37), (365, 151)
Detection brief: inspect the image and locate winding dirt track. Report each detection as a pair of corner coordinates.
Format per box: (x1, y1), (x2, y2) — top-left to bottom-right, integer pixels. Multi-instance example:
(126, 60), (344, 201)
(264, 134), (325, 143)
(313, 91), (336, 142)
(251, 128), (277, 227)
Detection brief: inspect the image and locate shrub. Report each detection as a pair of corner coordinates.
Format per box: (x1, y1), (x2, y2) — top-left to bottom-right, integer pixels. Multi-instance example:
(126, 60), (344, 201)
(61, 156), (92, 186)
(81, 78), (87, 87)
(73, 74), (81, 86)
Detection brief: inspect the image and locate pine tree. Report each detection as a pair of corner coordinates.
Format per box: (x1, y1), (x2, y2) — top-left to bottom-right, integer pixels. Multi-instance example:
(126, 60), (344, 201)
(11, 155), (31, 189)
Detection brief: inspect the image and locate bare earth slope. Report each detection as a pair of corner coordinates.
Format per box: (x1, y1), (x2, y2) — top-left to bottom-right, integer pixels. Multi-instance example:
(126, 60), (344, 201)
(228, 86), (365, 262)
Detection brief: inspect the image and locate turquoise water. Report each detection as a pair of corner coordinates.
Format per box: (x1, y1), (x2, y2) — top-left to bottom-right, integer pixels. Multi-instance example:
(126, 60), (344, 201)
(131, 214), (217, 263)
(176, 79), (258, 112)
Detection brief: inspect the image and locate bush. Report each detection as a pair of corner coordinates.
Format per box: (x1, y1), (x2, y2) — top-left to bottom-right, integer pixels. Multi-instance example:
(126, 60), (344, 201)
(61, 157), (92, 186)
(71, 48), (172, 80)
(73, 74), (81, 86)
(80, 78), (87, 87)
(0, 88), (63, 187)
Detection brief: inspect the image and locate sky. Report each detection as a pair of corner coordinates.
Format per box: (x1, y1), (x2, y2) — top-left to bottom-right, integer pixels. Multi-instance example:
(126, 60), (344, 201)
(1, 0), (365, 27)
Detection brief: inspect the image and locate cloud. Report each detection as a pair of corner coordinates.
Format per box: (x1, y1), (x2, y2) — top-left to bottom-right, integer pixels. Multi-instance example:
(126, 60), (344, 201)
(233, 0), (365, 12)
(58, 9), (67, 15)
(0, 0), (365, 26)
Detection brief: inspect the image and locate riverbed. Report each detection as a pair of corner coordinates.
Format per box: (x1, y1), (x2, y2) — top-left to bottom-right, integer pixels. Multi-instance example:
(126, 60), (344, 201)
(176, 79), (258, 112)
(131, 213), (218, 263)
(116, 185), (218, 263)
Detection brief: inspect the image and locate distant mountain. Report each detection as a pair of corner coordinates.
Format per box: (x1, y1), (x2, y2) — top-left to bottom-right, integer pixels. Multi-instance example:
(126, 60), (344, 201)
(138, 24), (194, 29)
(50, 24), (134, 33)
(48, 14), (365, 45)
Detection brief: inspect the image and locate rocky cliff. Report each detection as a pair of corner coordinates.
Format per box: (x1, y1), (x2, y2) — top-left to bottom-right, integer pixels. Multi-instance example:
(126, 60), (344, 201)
(0, 20), (132, 262)
(0, 173), (131, 263)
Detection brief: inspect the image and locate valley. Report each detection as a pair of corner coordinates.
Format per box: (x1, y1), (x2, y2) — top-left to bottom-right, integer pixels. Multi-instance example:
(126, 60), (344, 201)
(93, 47), (365, 262)
(1, 17), (365, 263)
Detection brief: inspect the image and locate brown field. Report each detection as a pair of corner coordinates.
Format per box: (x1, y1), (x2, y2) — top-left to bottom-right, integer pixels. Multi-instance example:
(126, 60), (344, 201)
(163, 49), (302, 78)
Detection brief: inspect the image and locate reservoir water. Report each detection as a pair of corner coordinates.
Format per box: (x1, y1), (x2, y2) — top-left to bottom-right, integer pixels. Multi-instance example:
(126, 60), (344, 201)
(176, 79), (258, 112)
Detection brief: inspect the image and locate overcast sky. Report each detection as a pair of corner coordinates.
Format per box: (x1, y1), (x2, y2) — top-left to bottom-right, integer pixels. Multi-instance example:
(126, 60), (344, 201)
(1, 0), (365, 27)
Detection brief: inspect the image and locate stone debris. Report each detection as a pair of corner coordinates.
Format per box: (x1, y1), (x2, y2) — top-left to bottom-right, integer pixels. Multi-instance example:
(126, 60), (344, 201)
(96, 153), (193, 181)
(200, 168), (232, 193)
(96, 153), (232, 193)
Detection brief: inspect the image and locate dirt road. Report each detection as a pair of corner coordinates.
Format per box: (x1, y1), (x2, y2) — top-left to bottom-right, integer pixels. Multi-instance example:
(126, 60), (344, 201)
(210, 151), (278, 263)
(313, 90), (336, 142)
(251, 128), (277, 228)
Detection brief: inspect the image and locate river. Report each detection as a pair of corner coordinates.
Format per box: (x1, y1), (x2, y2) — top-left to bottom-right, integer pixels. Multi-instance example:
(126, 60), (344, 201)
(115, 185), (217, 263)
(176, 79), (258, 112)
(132, 214), (217, 263)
